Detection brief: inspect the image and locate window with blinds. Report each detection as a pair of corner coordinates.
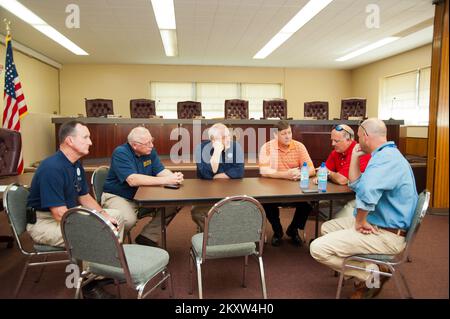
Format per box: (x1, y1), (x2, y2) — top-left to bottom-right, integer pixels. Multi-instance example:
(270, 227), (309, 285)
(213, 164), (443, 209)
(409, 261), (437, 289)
(197, 83), (239, 118)
(150, 82), (283, 119)
(379, 67), (430, 125)
(150, 82), (194, 118)
(241, 83), (283, 119)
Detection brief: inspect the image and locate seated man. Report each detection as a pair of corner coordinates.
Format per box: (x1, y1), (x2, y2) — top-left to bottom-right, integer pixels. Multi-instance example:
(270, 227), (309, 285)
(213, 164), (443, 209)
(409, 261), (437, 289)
(313, 124), (371, 218)
(310, 118), (418, 299)
(27, 120), (123, 299)
(191, 123), (244, 231)
(102, 126), (184, 247)
(259, 120), (314, 247)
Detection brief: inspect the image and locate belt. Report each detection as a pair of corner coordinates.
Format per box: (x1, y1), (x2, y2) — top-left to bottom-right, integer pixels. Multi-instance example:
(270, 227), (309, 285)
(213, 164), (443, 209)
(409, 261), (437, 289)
(377, 226), (407, 237)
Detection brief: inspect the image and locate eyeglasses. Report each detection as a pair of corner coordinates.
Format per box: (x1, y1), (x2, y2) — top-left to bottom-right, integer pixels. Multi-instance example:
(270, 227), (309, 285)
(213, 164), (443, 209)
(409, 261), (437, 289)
(134, 138), (154, 147)
(333, 125), (354, 138)
(358, 120), (369, 136)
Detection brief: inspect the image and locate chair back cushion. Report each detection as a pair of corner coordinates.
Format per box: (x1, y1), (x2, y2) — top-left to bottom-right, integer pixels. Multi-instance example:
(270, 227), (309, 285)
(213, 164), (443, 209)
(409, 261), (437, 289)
(224, 99), (249, 119)
(263, 99), (287, 119)
(304, 101), (329, 120)
(0, 128), (21, 176)
(61, 208), (123, 268)
(340, 98), (366, 119)
(85, 99), (114, 117)
(3, 184), (29, 236)
(130, 99), (156, 118)
(205, 196), (264, 246)
(177, 101), (202, 119)
(92, 166), (109, 204)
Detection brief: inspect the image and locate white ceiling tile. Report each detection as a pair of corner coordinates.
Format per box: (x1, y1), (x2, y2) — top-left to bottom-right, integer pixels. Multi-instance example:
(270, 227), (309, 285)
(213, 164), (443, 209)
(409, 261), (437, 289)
(0, 0), (434, 67)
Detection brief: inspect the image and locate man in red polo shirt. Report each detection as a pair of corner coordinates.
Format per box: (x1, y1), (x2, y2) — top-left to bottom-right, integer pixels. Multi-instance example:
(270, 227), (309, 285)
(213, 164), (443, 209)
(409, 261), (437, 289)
(314, 124), (371, 218)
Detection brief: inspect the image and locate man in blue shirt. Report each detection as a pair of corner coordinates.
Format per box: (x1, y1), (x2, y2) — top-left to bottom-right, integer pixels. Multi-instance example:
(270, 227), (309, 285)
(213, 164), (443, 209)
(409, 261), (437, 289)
(27, 120), (123, 298)
(102, 126), (184, 247)
(191, 123), (244, 231)
(310, 118), (418, 299)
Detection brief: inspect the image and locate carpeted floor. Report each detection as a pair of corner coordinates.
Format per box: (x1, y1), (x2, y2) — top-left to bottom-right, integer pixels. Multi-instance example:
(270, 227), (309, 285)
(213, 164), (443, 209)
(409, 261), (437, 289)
(0, 205), (448, 299)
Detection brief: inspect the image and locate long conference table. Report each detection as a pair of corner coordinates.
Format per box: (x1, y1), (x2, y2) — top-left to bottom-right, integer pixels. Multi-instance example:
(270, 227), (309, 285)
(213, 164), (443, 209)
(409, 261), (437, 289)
(134, 178), (355, 249)
(52, 118), (403, 167)
(2, 174), (354, 250)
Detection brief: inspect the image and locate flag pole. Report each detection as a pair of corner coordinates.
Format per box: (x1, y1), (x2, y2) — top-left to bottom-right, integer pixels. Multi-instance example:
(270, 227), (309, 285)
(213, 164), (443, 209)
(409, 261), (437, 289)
(3, 18), (11, 36)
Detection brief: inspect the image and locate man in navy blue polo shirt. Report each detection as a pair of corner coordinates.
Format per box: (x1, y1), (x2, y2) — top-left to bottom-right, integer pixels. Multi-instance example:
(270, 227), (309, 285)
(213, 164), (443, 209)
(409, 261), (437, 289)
(27, 120), (123, 298)
(102, 126), (184, 247)
(191, 123), (244, 231)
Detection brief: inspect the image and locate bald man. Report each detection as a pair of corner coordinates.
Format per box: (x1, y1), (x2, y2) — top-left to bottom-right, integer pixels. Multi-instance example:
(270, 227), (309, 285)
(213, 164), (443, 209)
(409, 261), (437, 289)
(102, 126), (184, 247)
(191, 123), (244, 231)
(310, 118), (418, 299)
(313, 124), (371, 218)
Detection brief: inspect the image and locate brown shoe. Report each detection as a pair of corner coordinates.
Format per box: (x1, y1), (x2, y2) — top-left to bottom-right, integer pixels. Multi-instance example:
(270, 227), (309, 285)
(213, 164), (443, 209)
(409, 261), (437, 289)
(350, 265), (391, 299)
(350, 281), (368, 299)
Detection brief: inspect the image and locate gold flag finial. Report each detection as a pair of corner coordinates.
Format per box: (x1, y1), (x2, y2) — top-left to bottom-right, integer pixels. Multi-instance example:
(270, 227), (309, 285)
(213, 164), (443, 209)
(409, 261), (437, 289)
(3, 19), (11, 36)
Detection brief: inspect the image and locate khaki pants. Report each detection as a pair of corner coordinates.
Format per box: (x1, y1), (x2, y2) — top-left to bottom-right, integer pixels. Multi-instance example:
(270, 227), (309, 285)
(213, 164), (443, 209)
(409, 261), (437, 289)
(191, 205), (212, 232)
(309, 216), (406, 281)
(102, 192), (178, 243)
(27, 208), (124, 248)
(334, 199), (356, 219)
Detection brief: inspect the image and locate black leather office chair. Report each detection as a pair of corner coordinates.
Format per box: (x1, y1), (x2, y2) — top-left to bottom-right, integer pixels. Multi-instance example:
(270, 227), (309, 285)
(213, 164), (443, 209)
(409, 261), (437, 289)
(0, 128), (22, 248)
(85, 99), (114, 117)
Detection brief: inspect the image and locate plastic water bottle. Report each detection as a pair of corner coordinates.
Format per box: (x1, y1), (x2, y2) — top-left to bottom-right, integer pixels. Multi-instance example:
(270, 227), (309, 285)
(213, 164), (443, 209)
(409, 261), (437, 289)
(317, 162), (328, 192)
(300, 162), (309, 189)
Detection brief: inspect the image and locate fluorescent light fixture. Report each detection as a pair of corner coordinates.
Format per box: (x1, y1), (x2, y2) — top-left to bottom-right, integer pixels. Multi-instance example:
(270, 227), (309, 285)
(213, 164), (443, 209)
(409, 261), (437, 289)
(253, 33), (292, 59)
(335, 37), (400, 61)
(254, 0), (333, 59)
(0, 0), (88, 55)
(160, 29), (178, 56)
(151, 0), (176, 29)
(150, 0), (178, 57)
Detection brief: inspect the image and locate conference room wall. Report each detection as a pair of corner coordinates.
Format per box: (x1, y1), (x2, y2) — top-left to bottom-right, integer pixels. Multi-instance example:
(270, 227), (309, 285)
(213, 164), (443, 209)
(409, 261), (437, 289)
(0, 43), (59, 167)
(59, 64), (351, 120)
(351, 44), (432, 138)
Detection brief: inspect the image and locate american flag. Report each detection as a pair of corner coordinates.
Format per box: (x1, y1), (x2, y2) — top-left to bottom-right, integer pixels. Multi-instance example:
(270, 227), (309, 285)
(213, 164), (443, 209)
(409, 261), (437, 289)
(2, 34), (28, 174)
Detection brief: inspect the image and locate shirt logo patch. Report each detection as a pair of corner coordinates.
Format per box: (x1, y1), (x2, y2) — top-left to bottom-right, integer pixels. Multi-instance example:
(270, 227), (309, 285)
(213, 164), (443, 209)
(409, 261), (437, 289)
(143, 160), (152, 167)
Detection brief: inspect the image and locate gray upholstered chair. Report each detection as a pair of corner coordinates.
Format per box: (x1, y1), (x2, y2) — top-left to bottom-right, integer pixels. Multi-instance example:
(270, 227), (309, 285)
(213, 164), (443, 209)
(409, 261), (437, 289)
(85, 98), (114, 117)
(91, 166), (154, 243)
(189, 195), (267, 299)
(224, 99), (249, 119)
(336, 190), (430, 299)
(61, 207), (173, 299)
(91, 166), (110, 204)
(2, 184), (69, 297)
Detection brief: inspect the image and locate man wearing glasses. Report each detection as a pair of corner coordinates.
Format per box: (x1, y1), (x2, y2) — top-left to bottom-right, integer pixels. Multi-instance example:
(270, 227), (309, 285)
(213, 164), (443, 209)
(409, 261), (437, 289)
(310, 118), (418, 299)
(27, 120), (124, 298)
(102, 126), (184, 247)
(313, 124), (371, 218)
